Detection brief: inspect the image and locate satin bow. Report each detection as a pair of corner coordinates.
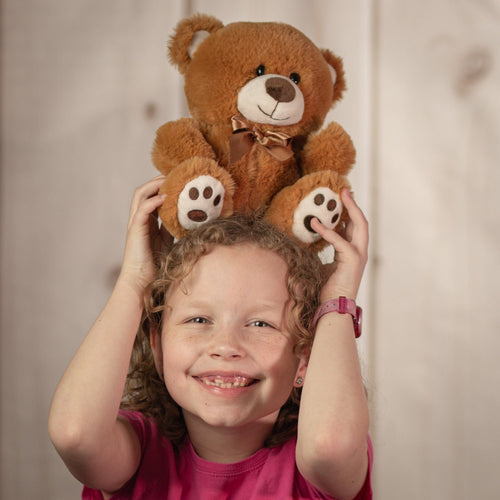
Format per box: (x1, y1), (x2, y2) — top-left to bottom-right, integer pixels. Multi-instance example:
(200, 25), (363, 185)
(229, 115), (294, 165)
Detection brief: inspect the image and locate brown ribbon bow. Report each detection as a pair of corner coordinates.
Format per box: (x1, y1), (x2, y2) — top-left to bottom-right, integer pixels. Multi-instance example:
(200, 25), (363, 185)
(229, 115), (294, 165)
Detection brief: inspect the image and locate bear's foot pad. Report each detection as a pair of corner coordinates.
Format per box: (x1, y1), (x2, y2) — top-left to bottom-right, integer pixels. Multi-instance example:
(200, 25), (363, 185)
(292, 187), (342, 244)
(178, 175), (225, 230)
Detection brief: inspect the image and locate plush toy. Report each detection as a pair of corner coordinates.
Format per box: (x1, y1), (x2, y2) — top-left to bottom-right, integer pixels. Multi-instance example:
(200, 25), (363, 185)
(152, 13), (355, 252)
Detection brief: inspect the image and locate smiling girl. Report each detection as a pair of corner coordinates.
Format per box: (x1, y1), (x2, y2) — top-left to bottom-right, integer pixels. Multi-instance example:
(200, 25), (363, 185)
(49, 176), (372, 499)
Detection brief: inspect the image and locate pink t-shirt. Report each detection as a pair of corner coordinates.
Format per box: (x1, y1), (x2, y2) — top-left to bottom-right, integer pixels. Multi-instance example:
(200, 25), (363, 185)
(82, 410), (373, 500)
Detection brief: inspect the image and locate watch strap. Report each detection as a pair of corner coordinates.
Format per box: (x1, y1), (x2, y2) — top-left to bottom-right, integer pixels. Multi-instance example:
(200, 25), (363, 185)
(311, 296), (362, 338)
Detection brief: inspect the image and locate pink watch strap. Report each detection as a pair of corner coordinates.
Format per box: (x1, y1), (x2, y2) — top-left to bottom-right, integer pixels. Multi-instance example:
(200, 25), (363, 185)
(311, 296), (362, 338)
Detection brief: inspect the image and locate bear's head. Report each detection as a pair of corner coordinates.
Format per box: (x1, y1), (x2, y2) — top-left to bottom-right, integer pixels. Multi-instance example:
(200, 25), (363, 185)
(167, 13), (346, 139)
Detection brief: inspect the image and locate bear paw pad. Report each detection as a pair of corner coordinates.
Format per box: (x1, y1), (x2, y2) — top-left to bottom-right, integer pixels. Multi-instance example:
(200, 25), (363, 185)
(292, 187), (342, 244)
(177, 175), (225, 230)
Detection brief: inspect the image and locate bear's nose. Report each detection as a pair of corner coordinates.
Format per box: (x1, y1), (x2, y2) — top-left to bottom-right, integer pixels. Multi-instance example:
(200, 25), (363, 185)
(265, 77), (296, 103)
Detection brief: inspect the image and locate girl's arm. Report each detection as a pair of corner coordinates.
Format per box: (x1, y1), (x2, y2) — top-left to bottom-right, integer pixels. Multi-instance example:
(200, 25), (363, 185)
(296, 189), (370, 500)
(48, 176), (170, 494)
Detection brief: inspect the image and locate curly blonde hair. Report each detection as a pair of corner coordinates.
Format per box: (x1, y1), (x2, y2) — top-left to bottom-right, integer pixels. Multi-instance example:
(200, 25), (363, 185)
(121, 214), (324, 448)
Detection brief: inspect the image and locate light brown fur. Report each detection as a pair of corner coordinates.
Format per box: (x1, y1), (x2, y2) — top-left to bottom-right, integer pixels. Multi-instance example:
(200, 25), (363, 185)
(152, 14), (356, 249)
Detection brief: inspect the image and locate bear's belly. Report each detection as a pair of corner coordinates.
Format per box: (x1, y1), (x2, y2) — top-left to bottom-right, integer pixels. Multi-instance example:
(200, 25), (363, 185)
(229, 147), (299, 213)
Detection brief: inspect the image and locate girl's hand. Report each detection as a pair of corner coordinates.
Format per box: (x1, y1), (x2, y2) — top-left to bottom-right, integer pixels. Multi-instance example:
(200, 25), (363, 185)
(118, 175), (172, 296)
(311, 189), (369, 302)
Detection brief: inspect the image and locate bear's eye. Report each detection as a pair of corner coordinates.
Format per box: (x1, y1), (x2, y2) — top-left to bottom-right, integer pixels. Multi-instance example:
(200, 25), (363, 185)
(256, 65), (266, 76)
(290, 72), (301, 84)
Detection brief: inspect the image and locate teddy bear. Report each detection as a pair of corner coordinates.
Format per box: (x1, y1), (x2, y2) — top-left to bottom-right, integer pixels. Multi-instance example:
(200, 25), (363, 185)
(152, 13), (355, 252)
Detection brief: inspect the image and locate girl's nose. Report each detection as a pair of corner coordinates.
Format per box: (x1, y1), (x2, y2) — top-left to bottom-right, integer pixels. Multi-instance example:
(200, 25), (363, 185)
(207, 328), (245, 360)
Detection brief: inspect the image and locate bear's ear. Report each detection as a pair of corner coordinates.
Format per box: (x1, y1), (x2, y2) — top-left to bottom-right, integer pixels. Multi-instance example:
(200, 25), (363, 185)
(321, 49), (347, 103)
(168, 14), (224, 74)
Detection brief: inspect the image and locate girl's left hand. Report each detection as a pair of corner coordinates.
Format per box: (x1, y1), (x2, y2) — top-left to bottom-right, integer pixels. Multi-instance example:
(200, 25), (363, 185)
(311, 188), (369, 302)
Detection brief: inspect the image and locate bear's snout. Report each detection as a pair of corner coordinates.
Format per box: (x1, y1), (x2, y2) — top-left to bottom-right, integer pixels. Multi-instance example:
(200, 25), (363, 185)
(236, 73), (304, 126)
(265, 77), (296, 103)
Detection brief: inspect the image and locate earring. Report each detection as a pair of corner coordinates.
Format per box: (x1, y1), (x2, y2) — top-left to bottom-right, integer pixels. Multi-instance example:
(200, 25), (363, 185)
(296, 377), (304, 386)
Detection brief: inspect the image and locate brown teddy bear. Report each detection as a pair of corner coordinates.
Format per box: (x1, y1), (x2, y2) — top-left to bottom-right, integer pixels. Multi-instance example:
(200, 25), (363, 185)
(152, 13), (355, 252)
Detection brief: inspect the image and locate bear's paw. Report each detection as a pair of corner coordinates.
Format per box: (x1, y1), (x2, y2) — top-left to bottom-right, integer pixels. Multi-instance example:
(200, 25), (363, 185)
(292, 187), (342, 244)
(177, 175), (227, 230)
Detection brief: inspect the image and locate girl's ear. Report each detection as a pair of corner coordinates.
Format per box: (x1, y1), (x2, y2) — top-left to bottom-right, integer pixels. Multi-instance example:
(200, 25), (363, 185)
(294, 350), (309, 387)
(150, 328), (164, 381)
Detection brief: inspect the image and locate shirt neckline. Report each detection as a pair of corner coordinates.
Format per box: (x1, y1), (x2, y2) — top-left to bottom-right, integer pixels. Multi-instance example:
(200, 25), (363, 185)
(186, 440), (274, 477)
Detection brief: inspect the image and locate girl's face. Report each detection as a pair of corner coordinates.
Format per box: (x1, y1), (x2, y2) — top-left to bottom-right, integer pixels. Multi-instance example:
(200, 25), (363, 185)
(152, 243), (307, 433)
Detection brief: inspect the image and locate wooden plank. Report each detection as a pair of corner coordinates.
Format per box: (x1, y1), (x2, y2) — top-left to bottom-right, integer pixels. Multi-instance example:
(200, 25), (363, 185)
(373, 1), (500, 498)
(1, 1), (184, 498)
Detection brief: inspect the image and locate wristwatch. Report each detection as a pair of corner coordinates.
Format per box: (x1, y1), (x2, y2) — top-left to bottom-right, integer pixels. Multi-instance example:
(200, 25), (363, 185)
(311, 296), (362, 338)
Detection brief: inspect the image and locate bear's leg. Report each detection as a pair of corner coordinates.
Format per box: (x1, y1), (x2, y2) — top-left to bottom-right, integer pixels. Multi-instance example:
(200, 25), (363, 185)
(158, 157), (235, 239)
(264, 171), (350, 252)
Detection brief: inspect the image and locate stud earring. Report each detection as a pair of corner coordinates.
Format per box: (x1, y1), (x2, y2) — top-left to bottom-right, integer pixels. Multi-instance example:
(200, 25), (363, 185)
(296, 377), (304, 386)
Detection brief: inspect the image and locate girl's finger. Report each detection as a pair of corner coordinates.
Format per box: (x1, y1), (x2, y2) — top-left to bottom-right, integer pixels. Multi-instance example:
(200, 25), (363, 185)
(344, 219), (354, 243)
(128, 192), (166, 230)
(129, 176), (166, 212)
(310, 217), (352, 254)
(342, 190), (368, 227)
(340, 189), (369, 251)
(128, 177), (166, 228)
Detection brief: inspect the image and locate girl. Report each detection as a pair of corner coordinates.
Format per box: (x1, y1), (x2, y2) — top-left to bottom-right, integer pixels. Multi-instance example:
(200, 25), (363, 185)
(49, 176), (372, 500)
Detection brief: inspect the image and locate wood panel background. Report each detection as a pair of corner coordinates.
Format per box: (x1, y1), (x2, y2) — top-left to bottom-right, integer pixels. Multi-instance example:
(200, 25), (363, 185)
(374, 1), (500, 498)
(1, 1), (498, 498)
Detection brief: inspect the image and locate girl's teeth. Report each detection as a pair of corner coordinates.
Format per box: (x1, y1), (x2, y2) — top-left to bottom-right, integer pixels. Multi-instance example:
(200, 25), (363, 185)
(201, 377), (251, 388)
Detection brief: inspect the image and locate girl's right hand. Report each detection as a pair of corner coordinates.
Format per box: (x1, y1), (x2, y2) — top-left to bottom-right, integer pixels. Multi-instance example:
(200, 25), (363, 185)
(118, 175), (172, 296)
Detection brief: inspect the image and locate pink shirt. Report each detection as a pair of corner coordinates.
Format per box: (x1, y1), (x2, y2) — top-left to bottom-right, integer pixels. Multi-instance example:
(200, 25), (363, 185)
(82, 410), (373, 500)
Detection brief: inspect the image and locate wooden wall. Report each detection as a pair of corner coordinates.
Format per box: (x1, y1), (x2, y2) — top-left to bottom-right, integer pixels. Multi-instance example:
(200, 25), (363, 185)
(1, 1), (498, 498)
(374, 1), (500, 498)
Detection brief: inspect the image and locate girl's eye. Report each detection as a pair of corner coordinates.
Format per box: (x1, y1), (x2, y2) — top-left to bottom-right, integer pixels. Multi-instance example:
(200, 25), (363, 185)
(290, 72), (301, 84)
(187, 317), (210, 324)
(250, 320), (273, 328)
(256, 65), (266, 76)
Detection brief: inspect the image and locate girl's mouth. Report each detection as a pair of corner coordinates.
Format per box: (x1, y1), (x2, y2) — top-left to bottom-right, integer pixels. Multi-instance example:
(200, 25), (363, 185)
(195, 375), (257, 389)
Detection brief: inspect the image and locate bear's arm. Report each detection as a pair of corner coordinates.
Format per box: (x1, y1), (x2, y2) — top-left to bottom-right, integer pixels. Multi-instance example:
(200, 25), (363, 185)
(300, 122), (356, 176)
(152, 117), (217, 175)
